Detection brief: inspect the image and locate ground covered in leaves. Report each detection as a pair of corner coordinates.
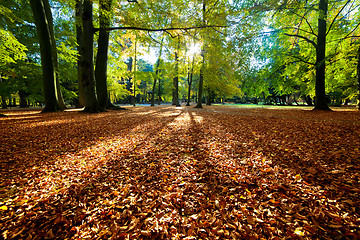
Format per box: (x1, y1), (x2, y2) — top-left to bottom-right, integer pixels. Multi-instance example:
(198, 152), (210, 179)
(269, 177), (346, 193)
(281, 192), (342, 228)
(0, 105), (359, 239)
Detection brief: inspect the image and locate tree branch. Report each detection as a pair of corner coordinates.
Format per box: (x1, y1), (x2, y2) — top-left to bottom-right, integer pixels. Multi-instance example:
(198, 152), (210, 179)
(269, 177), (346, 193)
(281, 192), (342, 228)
(286, 54), (315, 66)
(284, 33), (317, 48)
(326, 0), (352, 36)
(289, 9), (316, 37)
(95, 25), (229, 33)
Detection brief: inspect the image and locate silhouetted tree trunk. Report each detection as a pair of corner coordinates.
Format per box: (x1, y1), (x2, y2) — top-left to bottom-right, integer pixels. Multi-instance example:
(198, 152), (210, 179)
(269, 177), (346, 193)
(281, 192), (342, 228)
(357, 44), (360, 110)
(1, 96), (7, 109)
(81, 0), (100, 113)
(158, 77), (161, 105)
(133, 40), (137, 106)
(151, 39), (164, 106)
(19, 90), (29, 108)
(196, 0), (206, 109)
(29, 0), (61, 112)
(206, 89), (212, 106)
(186, 56), (194, 106)
(95, 0), (112, 111)
(172, 38), (180, 107)
(314, 0), (330, 110)
(195, 50), (205, 108)
(151, 58), (161, 106)
(76, 0), (85, 108)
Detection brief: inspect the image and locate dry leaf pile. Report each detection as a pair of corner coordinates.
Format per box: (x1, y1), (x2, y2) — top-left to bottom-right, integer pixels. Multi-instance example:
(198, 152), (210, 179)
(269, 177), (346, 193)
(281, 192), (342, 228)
(0, 105), (359, 239)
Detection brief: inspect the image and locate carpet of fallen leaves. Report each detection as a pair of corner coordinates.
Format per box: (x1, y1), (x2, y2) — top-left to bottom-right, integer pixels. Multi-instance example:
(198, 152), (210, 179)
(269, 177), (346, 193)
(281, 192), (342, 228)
(0, 105), (359, 239)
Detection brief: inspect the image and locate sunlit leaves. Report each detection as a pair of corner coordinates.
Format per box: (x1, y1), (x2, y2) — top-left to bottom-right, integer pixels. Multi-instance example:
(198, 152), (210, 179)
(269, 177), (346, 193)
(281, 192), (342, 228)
(0, 29), (27, 69)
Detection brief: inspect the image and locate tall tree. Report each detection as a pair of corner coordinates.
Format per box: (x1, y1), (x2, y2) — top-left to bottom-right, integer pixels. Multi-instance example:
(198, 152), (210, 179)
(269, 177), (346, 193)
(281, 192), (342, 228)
(95, 0), (112, 111)
(42, 0), (66, 109)
(172, 37), (181, 106)
(151, 52), (163, 106)
(75, 0), (85, 108)
(81, 0), (99, 112)
(186, 55), (195, 106)
(314, 0), (330, 110)
(195, 0), (206, 108)
(357, 44), (360, 110)
(29, 0), (61, 112)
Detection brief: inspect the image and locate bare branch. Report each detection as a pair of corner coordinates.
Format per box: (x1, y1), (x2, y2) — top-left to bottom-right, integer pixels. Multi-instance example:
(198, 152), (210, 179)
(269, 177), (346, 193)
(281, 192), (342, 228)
(284, 33), (317, 48)
(289, 9), (316, 36)
(286, 54), (315, 66)
(95, 25), (229, 33)
(326, 0), (352, 36)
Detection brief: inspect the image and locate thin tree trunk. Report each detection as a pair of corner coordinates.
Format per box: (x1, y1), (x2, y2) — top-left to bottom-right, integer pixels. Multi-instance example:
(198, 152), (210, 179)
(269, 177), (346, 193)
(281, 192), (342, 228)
(76, 0), (85, 108)
(133, 39), (137, 107)
(95, 0), (112, 111)
(314, 0), (330, 110)
(29, 0), (60, 112)
(151, 59), (161, 106)
(195, 55), (204, 108)
(151, 39), (164, 106)
(186, 56), (194, 106)
(172, 37), (180, 107)
(81, 0), (99, 113)
(1, 96), (7, 109)
(158, 76), (161, 105)
(196, 0), (206, 109)
(357, 44), (360, 110)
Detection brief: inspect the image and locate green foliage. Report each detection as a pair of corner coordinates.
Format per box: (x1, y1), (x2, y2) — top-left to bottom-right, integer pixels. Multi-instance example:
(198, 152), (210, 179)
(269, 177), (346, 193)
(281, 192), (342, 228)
(0, 29), (27, 70)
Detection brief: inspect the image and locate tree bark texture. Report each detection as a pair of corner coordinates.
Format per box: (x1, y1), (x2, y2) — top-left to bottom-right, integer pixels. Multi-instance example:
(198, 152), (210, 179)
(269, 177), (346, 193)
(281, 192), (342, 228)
(196, 0), (206, 109)
(29, 0), (61, 112)
(42, 0), (66, 109)
(357, 44), (360, 110)
(95, 0), (112, 111)
(172, 40), (180, 107)
(76, 0), (85, 108)
(314, 0), (330, 110)
(81, 0), (99, 113)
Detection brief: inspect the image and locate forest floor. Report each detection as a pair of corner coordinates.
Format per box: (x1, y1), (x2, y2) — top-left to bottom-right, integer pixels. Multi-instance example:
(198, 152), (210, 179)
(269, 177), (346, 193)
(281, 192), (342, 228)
(0, 105), (359, 239)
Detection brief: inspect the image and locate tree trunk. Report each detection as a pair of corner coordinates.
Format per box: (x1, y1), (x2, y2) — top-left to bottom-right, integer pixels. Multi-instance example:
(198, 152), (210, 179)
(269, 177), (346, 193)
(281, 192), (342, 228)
(19, 90), (29, 108)
(186, 56), (194, 106)
(196, 0), (206, 109)
(206, 89), (211, 106)
(158, 76), (161, 105)
(1, 96), (7, 109)
(81, 0), (99, 113)
(172, 38), (180, 107)
(76, 0), (85, 108)
(314, 0), (330, 110)
(357, 44), (360, 110)
(95, 0), (112, 111)
(151, 41), (164, 106)
(195, 50), (205, 108)
(42, 0), (66, 109)
(29, 0), (61, 112)
(133, 40), (137, 107)
(151, 59), (161, 106)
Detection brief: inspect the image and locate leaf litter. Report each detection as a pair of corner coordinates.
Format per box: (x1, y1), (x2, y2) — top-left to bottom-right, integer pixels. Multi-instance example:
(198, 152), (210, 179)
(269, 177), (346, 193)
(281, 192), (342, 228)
(0, 105), (359, 239)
